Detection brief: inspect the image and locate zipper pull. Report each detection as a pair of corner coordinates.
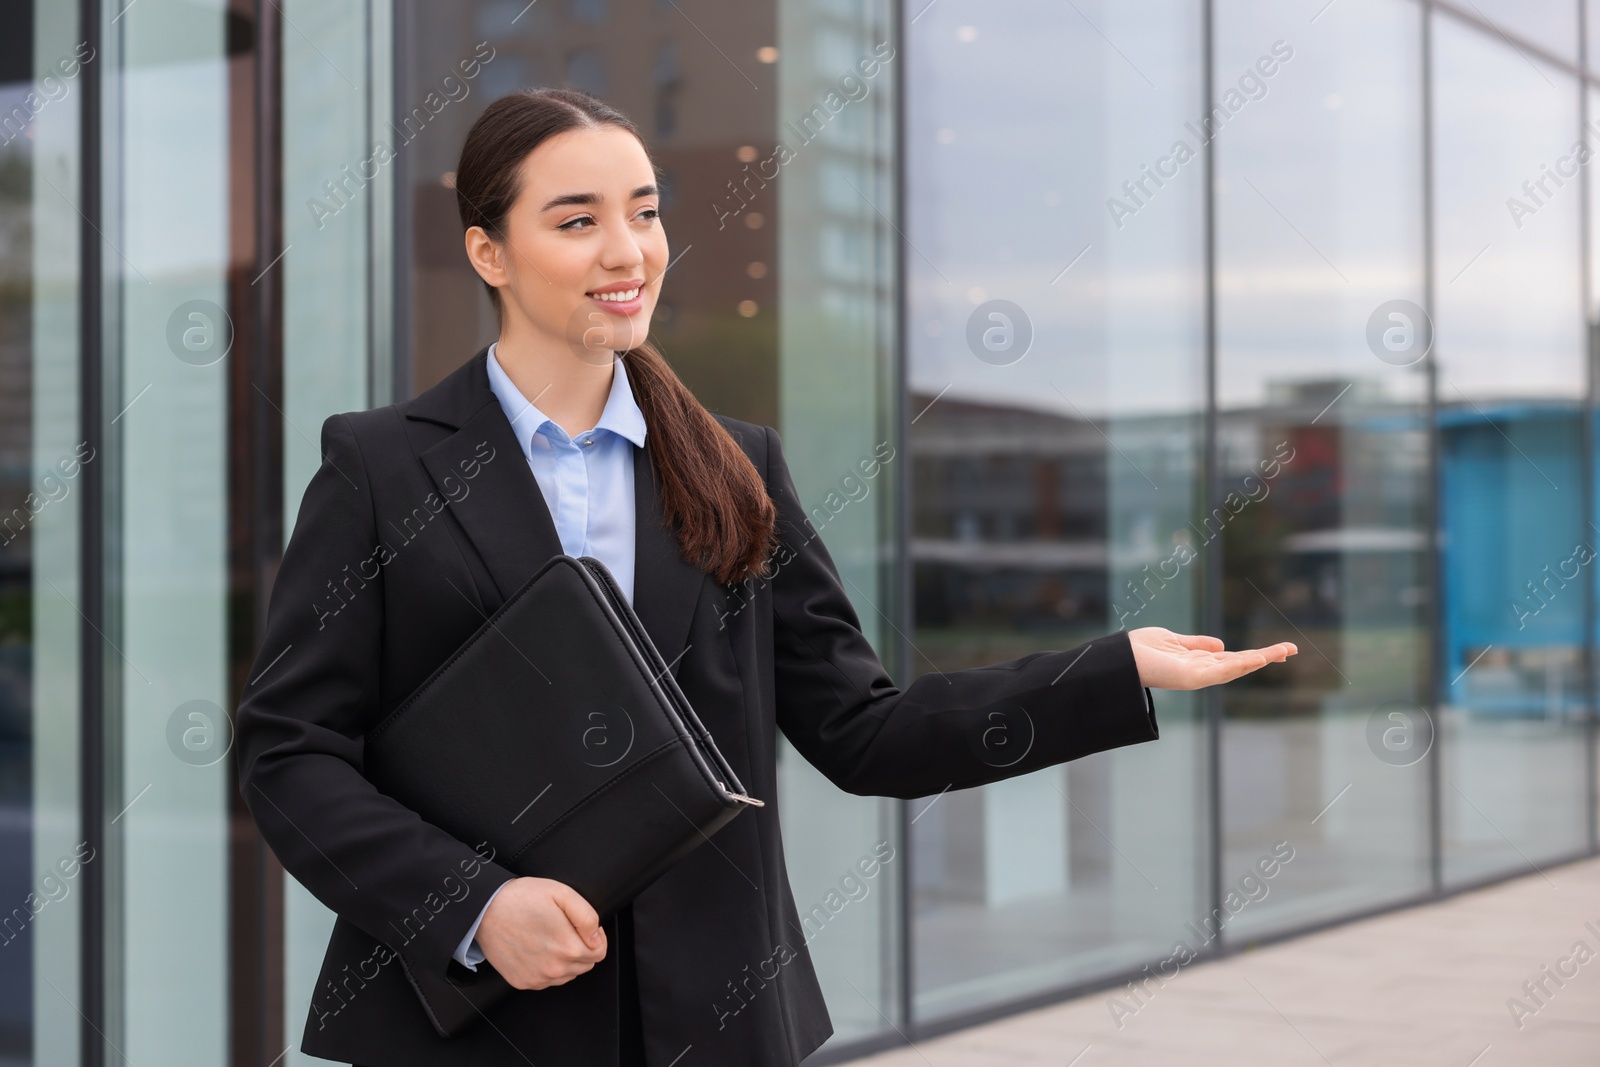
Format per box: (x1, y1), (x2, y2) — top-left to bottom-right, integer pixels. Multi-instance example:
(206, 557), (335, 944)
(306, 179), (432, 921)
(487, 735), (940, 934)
(718, 782), (765, 807)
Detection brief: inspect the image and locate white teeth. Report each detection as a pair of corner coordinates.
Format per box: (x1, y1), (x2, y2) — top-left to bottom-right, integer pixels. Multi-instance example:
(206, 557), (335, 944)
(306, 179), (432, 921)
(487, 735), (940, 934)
(591, 287), (640, 302)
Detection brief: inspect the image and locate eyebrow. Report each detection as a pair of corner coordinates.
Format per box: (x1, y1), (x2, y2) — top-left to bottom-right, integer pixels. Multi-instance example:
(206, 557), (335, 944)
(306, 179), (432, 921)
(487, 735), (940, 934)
(540, 184), (659, 211)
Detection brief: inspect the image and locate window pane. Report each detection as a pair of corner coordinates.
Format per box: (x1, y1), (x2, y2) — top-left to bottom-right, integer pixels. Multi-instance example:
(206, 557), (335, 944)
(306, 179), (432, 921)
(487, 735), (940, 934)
(1214, 0), (1431, 938)
(906, 0), (1208, 1021)
(3, 4), (84, 1064)
(1591, 84), (1600, 851)
(1590, 0), (1600, 73)
(773, 0), (901, 1047)
(115, 0), (232, 1061)
(280, 3), (377, 1061)
(1433, 13), (1587, 885)
(1442, 0), (1578, 67)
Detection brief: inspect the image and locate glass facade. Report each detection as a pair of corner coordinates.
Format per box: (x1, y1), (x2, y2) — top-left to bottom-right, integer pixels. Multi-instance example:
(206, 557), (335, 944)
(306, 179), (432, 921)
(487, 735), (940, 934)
(904, 0), (1209, 1022)
(1213, 0), (1432, 937)
(1432, 10), (1590, 888)
(3, 5), (84, 1066)
(7, 0), (1600, 1064)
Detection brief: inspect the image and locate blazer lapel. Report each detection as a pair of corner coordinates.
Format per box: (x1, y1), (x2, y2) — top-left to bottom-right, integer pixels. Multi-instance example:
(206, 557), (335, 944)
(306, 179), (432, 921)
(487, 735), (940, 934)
(418, 394), (560, 602)
(629, 439), (707, 681)
(408, 346), (705, 680)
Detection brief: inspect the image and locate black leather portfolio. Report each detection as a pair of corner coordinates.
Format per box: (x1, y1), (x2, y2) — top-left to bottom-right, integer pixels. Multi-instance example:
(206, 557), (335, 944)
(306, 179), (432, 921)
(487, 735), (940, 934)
(362, 554), (764, 1038)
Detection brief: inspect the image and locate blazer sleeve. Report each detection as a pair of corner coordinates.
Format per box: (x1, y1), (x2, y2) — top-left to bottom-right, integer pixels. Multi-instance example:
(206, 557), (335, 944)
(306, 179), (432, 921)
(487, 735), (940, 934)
(234, 413), (517, 979)
(763, 425), (1159, 800)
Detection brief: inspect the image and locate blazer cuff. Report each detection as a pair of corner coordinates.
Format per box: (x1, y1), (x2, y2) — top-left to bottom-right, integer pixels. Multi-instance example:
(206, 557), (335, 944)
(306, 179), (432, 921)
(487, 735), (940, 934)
(1106, 628), (1159, 745)
(452, 880), (509, 972)
(1038, 628), (1160, 761)
(423, 861), (515, 975)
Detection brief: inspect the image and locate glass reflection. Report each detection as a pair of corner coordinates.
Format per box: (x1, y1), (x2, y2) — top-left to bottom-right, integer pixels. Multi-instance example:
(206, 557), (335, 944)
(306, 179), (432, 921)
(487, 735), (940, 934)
(1433, 12), (1588, 884)
(1591, 83), (1600, 854)
(1214, 0), (1431, 938)
(280, 5), (377, 1063)
(0, 17), (38, 1065)
(771, 0), (901, 1046)
(907, 0), (1207, 1021)
(1443, 0), (1578, 67)
(1590, 0), (1600, 74)
(8, 6), (85, 1065)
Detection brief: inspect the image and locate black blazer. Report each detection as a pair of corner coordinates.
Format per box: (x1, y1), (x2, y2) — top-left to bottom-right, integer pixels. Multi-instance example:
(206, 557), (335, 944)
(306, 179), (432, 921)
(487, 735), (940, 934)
(235, 346), (1160, 1066)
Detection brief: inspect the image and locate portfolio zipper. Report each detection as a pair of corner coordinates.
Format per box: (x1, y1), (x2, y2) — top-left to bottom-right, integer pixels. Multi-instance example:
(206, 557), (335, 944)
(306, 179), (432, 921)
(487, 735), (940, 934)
(719, 783), (766, 807)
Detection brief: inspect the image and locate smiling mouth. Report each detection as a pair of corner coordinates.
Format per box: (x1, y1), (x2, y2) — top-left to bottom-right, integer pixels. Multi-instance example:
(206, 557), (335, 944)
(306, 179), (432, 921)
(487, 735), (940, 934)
(587, 285), (642, 302)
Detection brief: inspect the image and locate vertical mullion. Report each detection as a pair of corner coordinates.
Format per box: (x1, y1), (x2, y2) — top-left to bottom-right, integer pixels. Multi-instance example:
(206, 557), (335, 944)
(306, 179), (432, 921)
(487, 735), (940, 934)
(240, 0), (288, 1061)
(1421, 0), (1444, 896)
(891, 0), (914, 1038)
(78, 0), (105, 1061)
(226, 0), (285, 1059)
(1201, 0), (1223, 952)
(367, 0), (394, 409)
(1578, 0), (1598, 857)
(390, 0), (413, 403)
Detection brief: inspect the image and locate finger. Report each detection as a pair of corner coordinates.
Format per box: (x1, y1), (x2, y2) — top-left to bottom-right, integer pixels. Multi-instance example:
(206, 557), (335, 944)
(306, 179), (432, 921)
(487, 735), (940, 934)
(559, 922), (606, 964)
(552, 885), (604, 949)
(1220, 643), (1293, 667)
(579, 927), (606, 961)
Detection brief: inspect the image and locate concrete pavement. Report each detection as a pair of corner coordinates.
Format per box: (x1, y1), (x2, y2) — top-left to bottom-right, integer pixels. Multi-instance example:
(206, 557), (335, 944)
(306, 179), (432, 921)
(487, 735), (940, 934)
(845, 855), (1600, 1066)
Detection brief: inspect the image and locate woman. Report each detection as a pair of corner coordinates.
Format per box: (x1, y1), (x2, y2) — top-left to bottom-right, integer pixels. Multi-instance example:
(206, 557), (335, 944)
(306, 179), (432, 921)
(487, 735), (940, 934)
(235, 88), (1295, 1067)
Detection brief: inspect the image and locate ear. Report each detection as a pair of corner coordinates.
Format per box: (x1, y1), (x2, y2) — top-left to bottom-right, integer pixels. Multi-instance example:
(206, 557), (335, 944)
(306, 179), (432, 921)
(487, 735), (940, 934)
(464, 225), (508, 290)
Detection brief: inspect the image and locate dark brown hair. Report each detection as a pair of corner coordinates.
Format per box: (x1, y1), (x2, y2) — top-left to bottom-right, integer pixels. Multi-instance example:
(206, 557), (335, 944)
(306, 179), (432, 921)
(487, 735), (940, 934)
(454, 88), (776, 586)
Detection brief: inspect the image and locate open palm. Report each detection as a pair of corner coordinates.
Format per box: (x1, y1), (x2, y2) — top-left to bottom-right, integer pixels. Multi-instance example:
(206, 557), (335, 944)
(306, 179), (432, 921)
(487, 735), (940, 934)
(1128, 627), (1297, 690)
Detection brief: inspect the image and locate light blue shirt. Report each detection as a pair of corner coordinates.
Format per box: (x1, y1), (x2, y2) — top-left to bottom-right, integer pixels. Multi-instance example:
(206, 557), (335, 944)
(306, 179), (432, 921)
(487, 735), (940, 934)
(454, 341), (648, 971)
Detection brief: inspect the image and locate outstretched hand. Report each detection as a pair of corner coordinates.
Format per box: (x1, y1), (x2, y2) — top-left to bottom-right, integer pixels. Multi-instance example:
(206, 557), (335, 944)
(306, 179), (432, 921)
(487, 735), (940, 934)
(1127, 627), (1296, 690)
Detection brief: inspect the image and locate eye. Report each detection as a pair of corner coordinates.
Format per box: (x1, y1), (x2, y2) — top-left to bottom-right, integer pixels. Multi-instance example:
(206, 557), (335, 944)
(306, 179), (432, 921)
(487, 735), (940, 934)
(558, 215), (596, 231)
(636, 207), (661, 223)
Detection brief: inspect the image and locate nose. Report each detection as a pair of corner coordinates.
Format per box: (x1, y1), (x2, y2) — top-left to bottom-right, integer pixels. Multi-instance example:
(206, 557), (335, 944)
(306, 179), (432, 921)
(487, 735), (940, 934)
(598, 214), (645, 271)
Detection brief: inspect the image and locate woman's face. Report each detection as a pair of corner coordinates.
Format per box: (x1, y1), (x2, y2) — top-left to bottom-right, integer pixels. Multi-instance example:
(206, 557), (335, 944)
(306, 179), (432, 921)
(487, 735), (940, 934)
(466, 124), (667, 364)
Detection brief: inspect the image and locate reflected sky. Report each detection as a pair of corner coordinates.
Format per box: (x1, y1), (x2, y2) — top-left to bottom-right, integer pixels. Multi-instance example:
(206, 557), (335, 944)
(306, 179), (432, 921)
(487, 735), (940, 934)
(906, 0), (1205, 419)
(1434, 12), (1583, 402)
(1449, 0), (1578, 66)
(1216, 0), (1425, 410)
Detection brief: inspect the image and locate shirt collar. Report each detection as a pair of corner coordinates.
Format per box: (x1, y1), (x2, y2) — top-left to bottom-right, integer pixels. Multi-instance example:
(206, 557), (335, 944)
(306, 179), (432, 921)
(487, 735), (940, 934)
(485, 341), (649, 455)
